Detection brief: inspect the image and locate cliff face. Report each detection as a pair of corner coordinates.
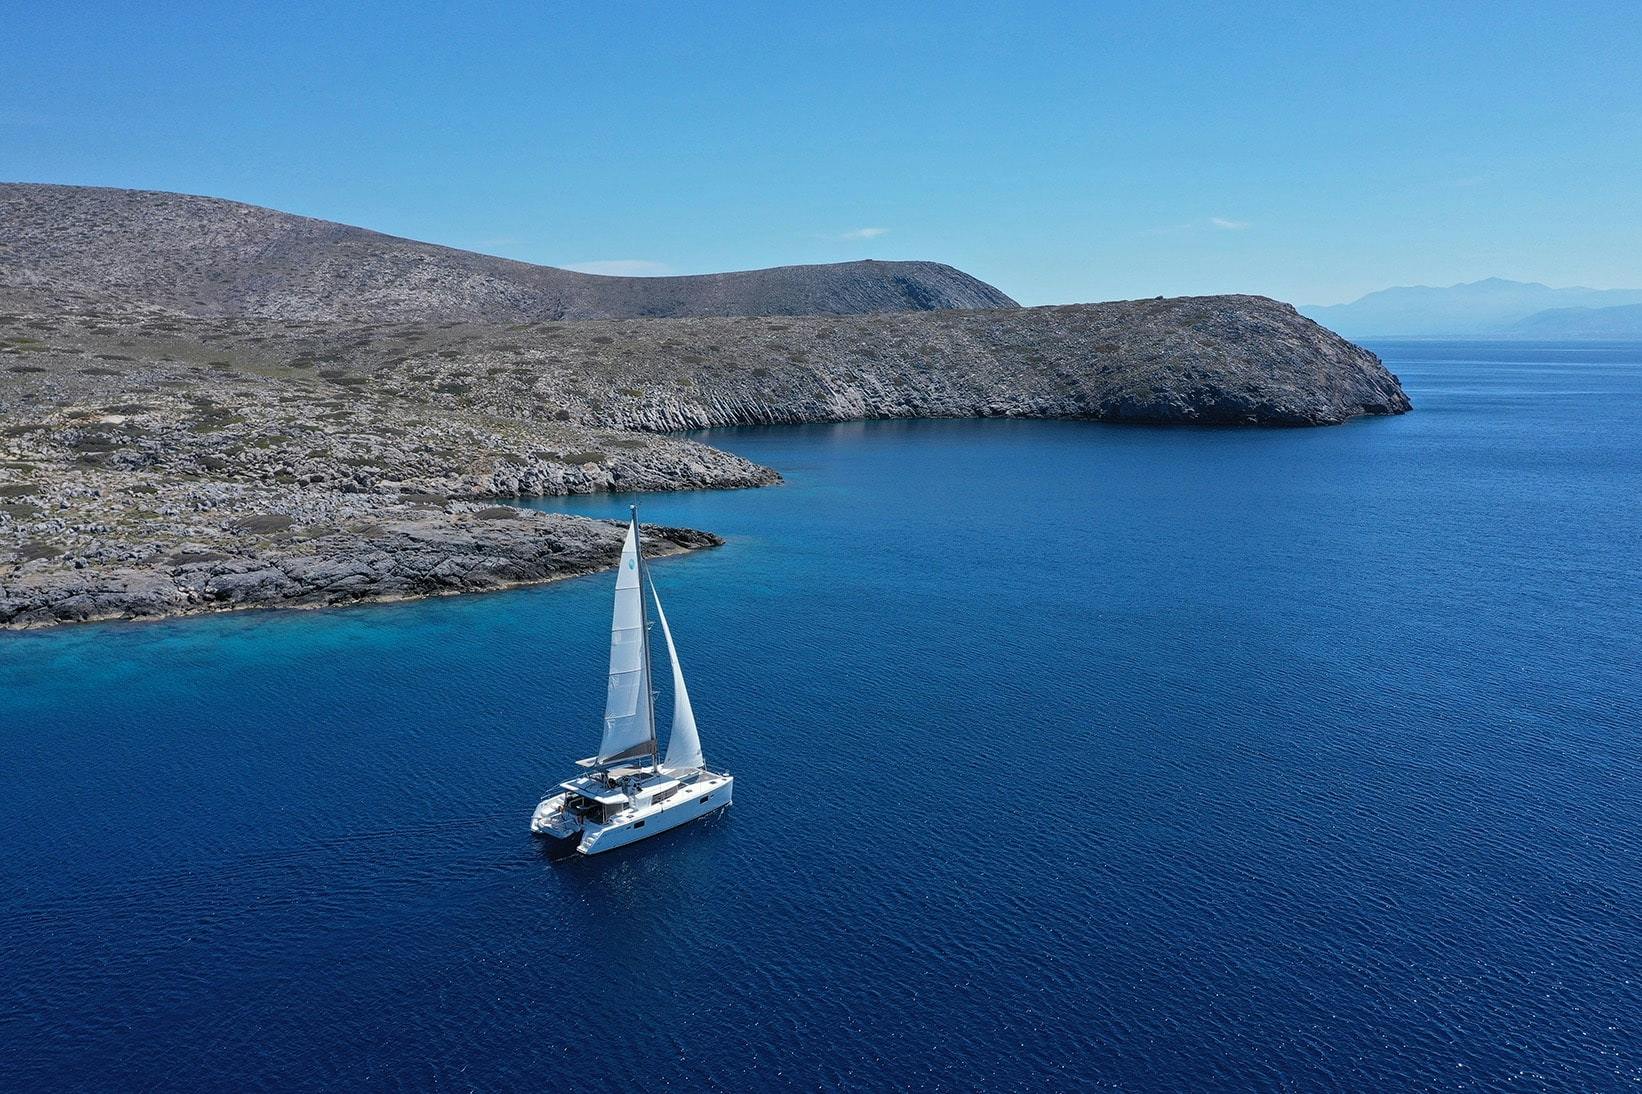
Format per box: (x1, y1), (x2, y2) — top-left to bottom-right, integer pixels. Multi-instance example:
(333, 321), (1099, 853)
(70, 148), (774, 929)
(484, 295), (1409, 429)
(8, 292), (1395, 428)
(0, 184), (1018, 321)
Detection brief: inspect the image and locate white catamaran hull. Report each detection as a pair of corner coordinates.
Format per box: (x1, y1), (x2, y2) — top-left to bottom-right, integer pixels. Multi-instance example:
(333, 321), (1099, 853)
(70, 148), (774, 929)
(533, 772), (733, 856)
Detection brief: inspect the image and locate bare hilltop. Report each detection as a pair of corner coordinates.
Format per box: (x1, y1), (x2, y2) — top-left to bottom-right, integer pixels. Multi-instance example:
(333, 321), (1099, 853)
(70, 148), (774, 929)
(0, 185), (1410, 629)
(0, 183), (1016, 321)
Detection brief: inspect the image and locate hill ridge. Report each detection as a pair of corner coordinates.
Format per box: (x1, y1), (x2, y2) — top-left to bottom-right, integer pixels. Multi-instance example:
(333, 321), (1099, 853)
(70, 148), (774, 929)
(1299, 277), (1642, 337)
(0, 182), (1017, 322)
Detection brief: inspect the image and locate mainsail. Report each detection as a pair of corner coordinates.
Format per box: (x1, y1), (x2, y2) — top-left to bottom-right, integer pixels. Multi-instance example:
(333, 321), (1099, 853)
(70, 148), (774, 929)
(597, 517), (656, 765)
(652, 585), (704, 773)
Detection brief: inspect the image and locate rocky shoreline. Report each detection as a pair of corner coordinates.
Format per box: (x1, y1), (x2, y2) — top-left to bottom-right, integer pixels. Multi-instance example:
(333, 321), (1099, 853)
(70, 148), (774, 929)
(1, 295), (1410, 629)
(0, 513), (718, 630)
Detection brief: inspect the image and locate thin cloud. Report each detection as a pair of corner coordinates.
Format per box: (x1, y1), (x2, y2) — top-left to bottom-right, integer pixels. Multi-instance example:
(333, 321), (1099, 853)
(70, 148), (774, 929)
(561, 259), (671, 276)
(839, 227), (889, 240)
(1145, 217), (1252, 235)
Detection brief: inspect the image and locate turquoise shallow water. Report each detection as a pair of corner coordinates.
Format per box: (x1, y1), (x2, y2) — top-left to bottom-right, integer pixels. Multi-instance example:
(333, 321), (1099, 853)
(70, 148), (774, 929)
(2, 341), (1640, 1090)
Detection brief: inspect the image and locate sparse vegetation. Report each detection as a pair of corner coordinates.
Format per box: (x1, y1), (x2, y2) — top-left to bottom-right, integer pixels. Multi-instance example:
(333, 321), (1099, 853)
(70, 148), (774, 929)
(235, 514), (295, 534)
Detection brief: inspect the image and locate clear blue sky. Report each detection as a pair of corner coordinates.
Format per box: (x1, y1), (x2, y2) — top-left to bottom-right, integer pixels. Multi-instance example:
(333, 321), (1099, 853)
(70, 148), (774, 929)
(5, 1), (1639, 305)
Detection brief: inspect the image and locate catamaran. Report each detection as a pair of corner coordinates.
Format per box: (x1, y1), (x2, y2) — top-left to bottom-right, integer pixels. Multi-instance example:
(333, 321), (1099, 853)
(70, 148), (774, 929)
(530, 506), (732, 855)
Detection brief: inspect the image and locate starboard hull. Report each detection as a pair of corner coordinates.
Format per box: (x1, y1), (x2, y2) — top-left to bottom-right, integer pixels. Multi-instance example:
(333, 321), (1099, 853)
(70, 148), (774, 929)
(580, 775), (732, 855)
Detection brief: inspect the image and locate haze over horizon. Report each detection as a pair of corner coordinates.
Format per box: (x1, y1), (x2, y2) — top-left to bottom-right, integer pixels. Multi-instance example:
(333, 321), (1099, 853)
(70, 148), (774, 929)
(5, 2), (1640, 306)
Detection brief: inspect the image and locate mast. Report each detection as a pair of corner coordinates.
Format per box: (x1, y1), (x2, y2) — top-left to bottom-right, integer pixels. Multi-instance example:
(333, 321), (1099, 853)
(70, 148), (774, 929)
(632, 505), (661, 773)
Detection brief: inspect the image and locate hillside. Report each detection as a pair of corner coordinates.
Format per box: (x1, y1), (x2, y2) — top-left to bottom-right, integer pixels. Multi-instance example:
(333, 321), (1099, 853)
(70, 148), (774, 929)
(0, 296), (1407, 626)
(1509, 302), (1642, 339)
(0, 183), (1017, 322)
(1300, 278), (1642, 338)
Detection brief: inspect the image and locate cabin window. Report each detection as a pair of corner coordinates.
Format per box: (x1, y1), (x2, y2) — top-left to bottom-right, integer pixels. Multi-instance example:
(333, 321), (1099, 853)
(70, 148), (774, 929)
(633, 819), (645, 829)
(700, 796), (710, 804)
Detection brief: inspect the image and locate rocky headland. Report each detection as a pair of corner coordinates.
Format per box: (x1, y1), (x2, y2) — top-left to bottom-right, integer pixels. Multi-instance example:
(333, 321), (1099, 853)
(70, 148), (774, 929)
(0, 186), (1411, 629)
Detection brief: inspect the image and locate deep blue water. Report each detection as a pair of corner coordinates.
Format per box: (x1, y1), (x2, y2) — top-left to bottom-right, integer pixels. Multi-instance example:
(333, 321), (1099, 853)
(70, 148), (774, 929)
(2, 341), (1640, 1091)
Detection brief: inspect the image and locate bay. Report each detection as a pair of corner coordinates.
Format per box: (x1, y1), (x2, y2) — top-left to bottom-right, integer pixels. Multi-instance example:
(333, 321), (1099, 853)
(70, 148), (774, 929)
(2, 341), (1639, 1090)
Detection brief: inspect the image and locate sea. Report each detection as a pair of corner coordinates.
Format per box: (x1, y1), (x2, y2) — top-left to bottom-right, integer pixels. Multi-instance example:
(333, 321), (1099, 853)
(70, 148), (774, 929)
(2, 341), (1638, 1091)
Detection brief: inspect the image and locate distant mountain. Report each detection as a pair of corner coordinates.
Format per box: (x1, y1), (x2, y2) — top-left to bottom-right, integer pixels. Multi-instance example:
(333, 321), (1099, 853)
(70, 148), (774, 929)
(1299, 278), (1642, 338)
(0, 183), (1017, 321)
(1508, 302), (1642, 339)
